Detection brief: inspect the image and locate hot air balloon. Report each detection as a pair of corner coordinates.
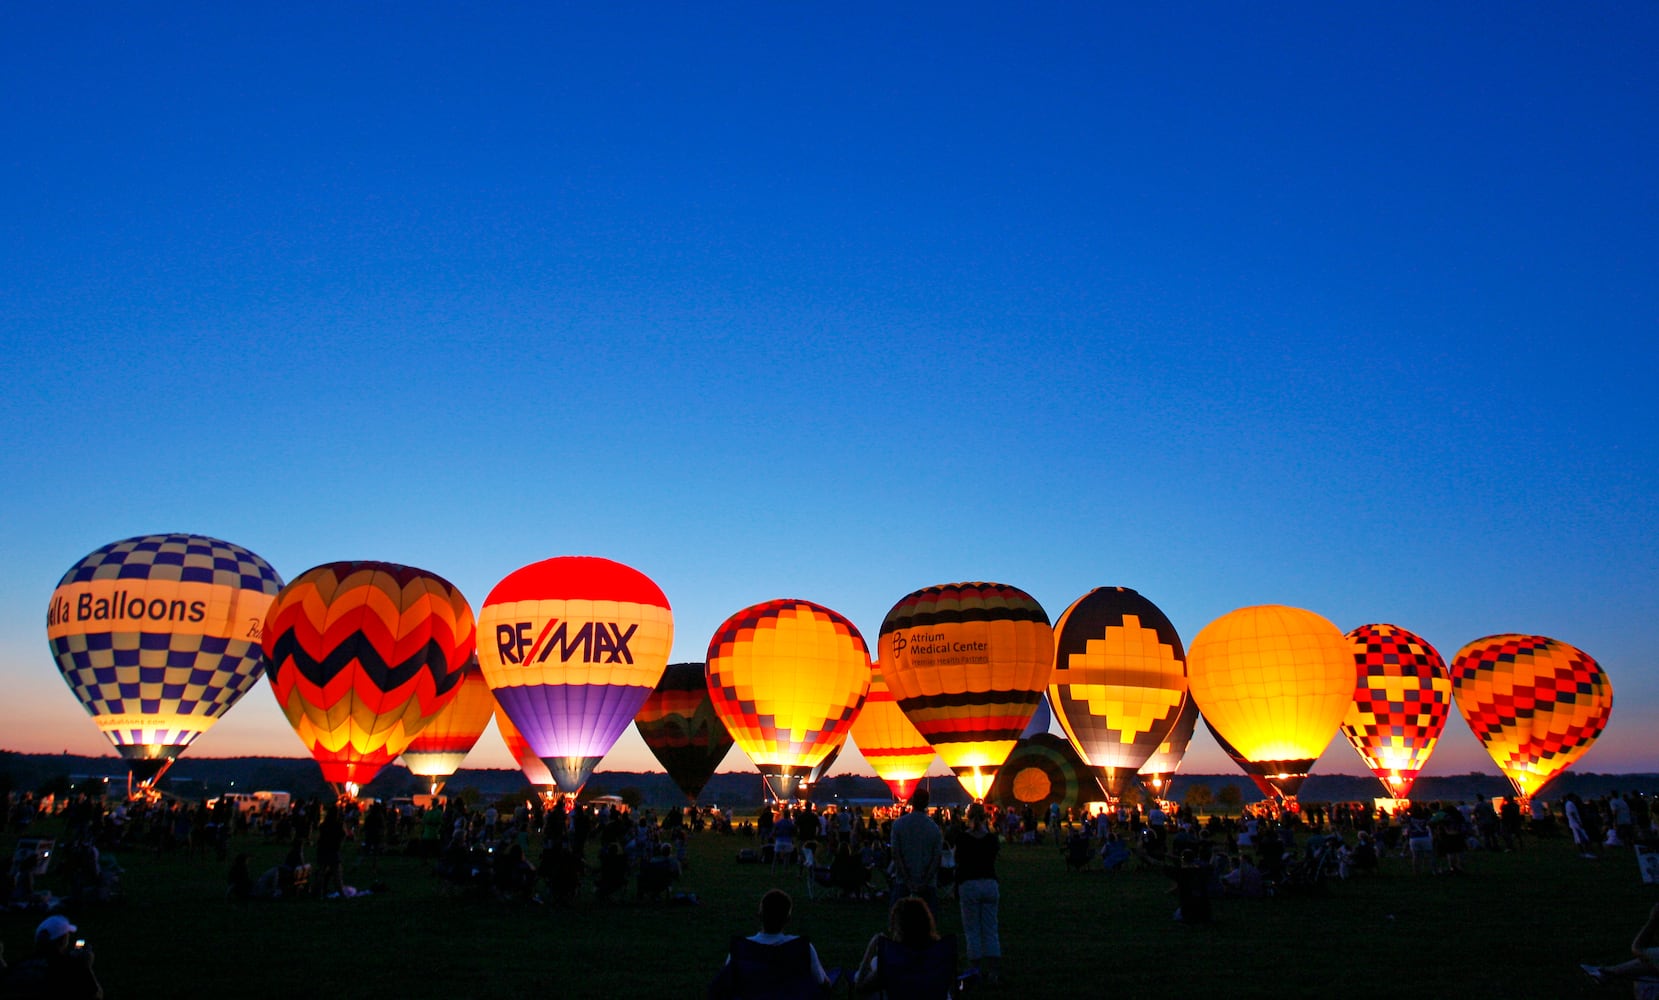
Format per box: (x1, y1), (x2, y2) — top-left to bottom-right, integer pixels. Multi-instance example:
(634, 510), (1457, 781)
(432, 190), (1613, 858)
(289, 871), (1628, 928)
(496, 705), (557, 789)
(476, 556), (673, 794)
(1205, 718), (1280, 801)
(879, 582), (1054, 801)
(47, 533), (283, 791)
(1450, 634), (1613, 800)
(705, 599), (872, 802)
(634, 662), (735, 803)
(986, 733), (1105, 812)
(848, 661), (937, 802)
(1048, 587), (1189, 799)
(1185, 605), (1353, 799)
(1137, 693), (1198, 799)
(1339, 624), (1451, 800)
(400, 655), (496, 795)
(263, 561), (475, 796)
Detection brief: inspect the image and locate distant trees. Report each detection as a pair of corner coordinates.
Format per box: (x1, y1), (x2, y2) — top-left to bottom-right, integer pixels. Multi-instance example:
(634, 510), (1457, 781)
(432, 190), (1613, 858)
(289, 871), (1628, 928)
(1183, 783), (1214, 812)
(1216, 784), (1244, 815)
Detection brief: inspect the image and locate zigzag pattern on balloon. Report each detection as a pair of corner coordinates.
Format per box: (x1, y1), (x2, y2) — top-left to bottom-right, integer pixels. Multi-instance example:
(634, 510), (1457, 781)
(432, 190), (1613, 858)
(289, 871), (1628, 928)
(262, 561), (475, 789)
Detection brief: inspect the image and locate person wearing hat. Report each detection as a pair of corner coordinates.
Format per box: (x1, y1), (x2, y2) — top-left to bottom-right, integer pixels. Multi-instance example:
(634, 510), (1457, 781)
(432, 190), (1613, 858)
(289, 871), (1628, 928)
(0, 914), (103, 998)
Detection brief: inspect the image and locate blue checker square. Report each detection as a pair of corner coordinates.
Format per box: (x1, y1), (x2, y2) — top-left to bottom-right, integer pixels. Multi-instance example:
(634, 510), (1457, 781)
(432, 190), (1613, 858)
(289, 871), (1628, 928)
(161, 684), (185, 699)
(140, 633), (171, 650)
(85, 633), (113, 651)
(113, 649), (140, 667)
(118, 683), (142, 698)
(177, 701), (198, 714)
(140, 699), (160, 713)
(94, 667), (118, 684)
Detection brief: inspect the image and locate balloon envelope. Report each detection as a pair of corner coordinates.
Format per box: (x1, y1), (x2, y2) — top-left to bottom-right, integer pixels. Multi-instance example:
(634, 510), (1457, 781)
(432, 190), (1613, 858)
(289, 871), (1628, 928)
(401, 655), (497, 793)
(1339, 624), (1451, 800)
(986, 733), (1106, 811)
(263, 561), (475, 792)
(634, 661), (735, 802)
(47, 533), (283, 788)
(1186, 605), (1353, 798)
(496, 705), (556, 788)
(1137, 693), (1198, 797)
(705, 599), (872, 797)
(477, 556), (674, 794)
(880, 582), (1054, 800)
(1047, 587), (1189, 799)
(1449, 634), (1612, 799)
(848, 660), (938, 802)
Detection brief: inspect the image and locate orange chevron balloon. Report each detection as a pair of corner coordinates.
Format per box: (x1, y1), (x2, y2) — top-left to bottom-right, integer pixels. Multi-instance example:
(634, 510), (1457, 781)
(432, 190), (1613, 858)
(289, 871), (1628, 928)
(263, 561), (475, 793)
(400, 655), (496, 793)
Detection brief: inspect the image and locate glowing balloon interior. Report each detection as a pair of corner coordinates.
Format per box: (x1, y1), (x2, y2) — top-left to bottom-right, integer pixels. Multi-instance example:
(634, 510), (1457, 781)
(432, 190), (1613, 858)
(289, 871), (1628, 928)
(1047, 587), (1189, 799)
(879, 582), (1054, 800)
(848, 660), (938, 802)
(496, 705), (556, 788)
(1339, 624), (1451, 800)
(705, 599), (872, 797)
(1450, 634), (1612, 799)
(263, 561), (475, 794)
(477, 556), (673, 793)
(1186, 604), (1353, 798)
(47, 533), (283, 790)
(400, 655), (497, 794)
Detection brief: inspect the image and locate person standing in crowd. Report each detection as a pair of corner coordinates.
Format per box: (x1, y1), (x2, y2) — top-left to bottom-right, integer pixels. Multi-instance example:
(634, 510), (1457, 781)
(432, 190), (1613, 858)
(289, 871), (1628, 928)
(955, 802), (1002, 984)
(890, 787), (942, 911)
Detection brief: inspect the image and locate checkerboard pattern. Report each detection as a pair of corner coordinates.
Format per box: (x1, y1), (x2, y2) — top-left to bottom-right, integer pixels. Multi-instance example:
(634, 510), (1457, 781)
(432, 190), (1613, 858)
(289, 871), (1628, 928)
(1451, 634), (1613, 798)
(49, 534), (281, 749)
(60, 533), (282, 590)
(1339, 623), (1451, 798)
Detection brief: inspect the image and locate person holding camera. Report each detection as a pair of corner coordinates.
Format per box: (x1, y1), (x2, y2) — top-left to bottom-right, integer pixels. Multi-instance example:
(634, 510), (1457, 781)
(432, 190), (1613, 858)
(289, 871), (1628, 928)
(0, 915), (104, 998)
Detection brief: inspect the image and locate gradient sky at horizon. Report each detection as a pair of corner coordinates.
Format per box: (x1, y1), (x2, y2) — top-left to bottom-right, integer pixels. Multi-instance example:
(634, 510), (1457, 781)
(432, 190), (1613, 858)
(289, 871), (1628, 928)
(3, 4), (1655, 789)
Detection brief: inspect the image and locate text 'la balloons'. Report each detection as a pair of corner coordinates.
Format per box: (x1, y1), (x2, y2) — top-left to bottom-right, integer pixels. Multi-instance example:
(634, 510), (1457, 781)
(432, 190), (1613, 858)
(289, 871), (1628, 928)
(477, 556), (673, 794)
(47, 533), (284, 790)
(848, 661), (937, 802)
(1186, 605), (1353, 799)
(706, 599), (872, 800)
(400, 655), (496, 795)
(634, 661), (736, 803)
(263, 561), (475, 795)
(1047, 587), (1189, 798)
(1450, 634), (1613, 799)
(880, 582), (1054, 801)
(1340, 624), (1451, 800)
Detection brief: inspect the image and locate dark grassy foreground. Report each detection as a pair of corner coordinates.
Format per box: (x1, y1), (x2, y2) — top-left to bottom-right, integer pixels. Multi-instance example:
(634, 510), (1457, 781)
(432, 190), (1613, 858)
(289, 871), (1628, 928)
(2, 820), (1651, 999)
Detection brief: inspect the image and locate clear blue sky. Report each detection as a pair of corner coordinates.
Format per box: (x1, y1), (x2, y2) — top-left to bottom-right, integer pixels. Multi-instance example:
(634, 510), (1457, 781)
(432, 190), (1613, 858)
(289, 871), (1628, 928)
(3, 3), (1654, 783)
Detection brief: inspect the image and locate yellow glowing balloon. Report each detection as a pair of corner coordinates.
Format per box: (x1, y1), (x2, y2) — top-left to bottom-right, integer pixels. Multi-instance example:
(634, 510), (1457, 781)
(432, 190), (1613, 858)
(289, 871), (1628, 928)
(1185, 605), (1353, 798)
(848, 661), (937, 801)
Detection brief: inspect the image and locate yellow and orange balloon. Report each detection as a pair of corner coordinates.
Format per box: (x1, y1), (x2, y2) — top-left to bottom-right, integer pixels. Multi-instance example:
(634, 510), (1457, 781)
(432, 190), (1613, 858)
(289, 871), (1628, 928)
(400, 655), (496, 794)
(1185, 604), (1353, 799)
(705, 599), (871, 801)
(262, 561), (475, 795)
(848, 661), (937, 802)
(1450, 634), (1612, 799)
(879, 582), (1054, 800)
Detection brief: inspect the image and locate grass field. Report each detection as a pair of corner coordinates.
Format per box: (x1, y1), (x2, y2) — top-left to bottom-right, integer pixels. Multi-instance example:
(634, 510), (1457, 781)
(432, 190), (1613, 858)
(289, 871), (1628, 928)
(2, 817), (1651, 999)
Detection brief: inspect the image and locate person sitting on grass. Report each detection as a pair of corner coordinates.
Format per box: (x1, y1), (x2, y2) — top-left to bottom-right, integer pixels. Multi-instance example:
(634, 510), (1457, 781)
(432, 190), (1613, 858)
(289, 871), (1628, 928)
(1583, 902), (1659, 986)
